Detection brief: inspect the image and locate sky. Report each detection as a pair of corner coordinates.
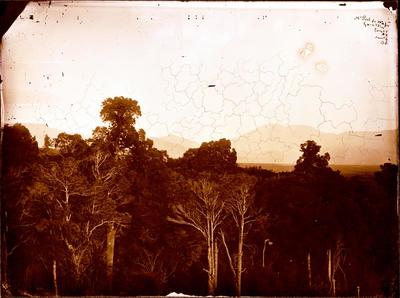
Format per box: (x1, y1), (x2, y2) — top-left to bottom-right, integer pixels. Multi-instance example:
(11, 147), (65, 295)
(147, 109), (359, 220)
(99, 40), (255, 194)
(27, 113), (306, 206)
(1, 1), (398, 143)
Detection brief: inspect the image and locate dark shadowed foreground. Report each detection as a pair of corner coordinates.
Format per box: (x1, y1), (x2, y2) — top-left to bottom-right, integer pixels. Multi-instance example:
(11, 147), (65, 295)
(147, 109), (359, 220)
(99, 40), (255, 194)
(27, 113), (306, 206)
(1, 97), (398, 297)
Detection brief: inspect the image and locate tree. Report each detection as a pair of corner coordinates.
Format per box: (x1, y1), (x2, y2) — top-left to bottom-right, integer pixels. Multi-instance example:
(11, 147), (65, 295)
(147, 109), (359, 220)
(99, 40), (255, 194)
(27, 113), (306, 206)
(220, 174), (263, 296)
(19, 140), (132, 295)
(20, 156), (92, 293)
(1, 124), (38, 295)
(327, 238), (347, 296)
(54, 133), (89, 158)
(99, 96), (142, 154)
(167, 178), (225, 295)
(294, 140), (330, 174)
(176, 138), (237, 173)
(373, 163), (399, 296)
(100, 96), (141, 129)
(97, 97), (158, 291)
(89, 150), (131, 292)
(44, 134), (53, 149)
(1, 124), (38, 173)
(374, 163), (398, 198)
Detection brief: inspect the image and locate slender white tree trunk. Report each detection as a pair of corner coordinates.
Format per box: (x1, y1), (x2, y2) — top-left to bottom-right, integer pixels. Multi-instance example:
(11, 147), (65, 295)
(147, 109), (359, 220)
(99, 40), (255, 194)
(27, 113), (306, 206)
(328, 248), (333, 295)
(236, 217), (245, 296)
(214, 242), (218, 290)
(106, 223), (116, 291)
(333, 278), (336, 296)
(207, 243), (213, 294)
(262, 240), (267, 268)
(1, 228), (10, 295)
(328, 249), (332, 281)
(206, 222), (218, 295)
(53, 259), (58, 296)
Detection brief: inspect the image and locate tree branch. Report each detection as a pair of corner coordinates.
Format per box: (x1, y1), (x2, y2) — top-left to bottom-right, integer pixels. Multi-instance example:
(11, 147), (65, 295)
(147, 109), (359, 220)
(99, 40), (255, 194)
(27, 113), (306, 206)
(220, 231), (236, 278)
(166, 216), (207, 238)
(88, 220), (113, 238)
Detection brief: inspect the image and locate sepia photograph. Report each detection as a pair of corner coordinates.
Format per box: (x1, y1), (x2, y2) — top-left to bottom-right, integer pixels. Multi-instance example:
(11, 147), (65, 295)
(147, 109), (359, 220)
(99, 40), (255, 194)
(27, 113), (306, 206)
(1, 1), (398, 297)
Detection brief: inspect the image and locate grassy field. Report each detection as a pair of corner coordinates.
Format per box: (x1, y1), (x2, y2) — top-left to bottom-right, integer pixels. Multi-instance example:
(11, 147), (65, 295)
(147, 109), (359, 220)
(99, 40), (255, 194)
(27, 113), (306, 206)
(239, 163), (381, 176)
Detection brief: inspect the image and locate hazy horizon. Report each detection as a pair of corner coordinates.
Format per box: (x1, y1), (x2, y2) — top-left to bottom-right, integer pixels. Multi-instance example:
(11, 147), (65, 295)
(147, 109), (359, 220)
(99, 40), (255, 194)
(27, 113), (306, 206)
(14, 120), (400, 141)
(17, 121), (398, 166)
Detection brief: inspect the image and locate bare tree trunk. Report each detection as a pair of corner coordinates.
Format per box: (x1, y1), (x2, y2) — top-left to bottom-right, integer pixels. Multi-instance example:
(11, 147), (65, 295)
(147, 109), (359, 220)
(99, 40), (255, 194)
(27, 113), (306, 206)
(207, 219), (213, 295)
(207, 242), (213, 294)
(53, 260), (58, 296)
(214, 242), (218, 290)
(1, 226), (10, 295)
(236, 217), (245, 296)
(221, 231), (236, 291)
(207, 226), (218, 295)
(307, 252), (312, 289)
(207, 246), (216, 295)
(106, 223), (116, 292)
(332, 278), (336, 296)
(262, 240), (267, 268)
(328, 248), (333, 295)
(327, 249), (332, 281)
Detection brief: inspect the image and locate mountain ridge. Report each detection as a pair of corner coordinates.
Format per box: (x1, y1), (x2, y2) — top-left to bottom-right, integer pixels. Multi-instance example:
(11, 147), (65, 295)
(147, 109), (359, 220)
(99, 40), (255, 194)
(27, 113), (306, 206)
(15, 122), (398, 165)
(231, 124), (397, 165)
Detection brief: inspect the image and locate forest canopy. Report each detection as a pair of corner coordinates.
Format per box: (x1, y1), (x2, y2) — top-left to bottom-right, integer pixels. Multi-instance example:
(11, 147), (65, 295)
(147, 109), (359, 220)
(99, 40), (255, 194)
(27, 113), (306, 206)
(1, 96), (398, 297)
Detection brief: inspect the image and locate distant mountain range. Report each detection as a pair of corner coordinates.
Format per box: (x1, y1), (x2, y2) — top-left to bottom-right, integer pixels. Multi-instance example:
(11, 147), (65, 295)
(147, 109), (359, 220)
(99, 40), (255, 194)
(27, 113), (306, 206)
(231, 124), (397, 165)
(18, 123), (398, 165)
(151, 135), (198, 158)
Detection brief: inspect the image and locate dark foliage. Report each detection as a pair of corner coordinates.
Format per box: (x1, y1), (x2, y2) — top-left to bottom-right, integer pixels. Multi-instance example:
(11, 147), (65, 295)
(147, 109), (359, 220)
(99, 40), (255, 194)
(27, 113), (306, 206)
(171, 138), (237, 175)
(1, 100), (398, 297)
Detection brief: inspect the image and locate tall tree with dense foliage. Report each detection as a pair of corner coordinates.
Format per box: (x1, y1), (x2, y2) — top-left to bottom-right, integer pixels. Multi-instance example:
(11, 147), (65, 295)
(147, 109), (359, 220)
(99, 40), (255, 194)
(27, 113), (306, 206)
(89, 97), (143, 291)
(96, 96), (164, 291)
(174, 138), (237, 173)
(294, 140), (330, 174)
(1, 124), (39, 295)
(99, 96), (142, 155)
